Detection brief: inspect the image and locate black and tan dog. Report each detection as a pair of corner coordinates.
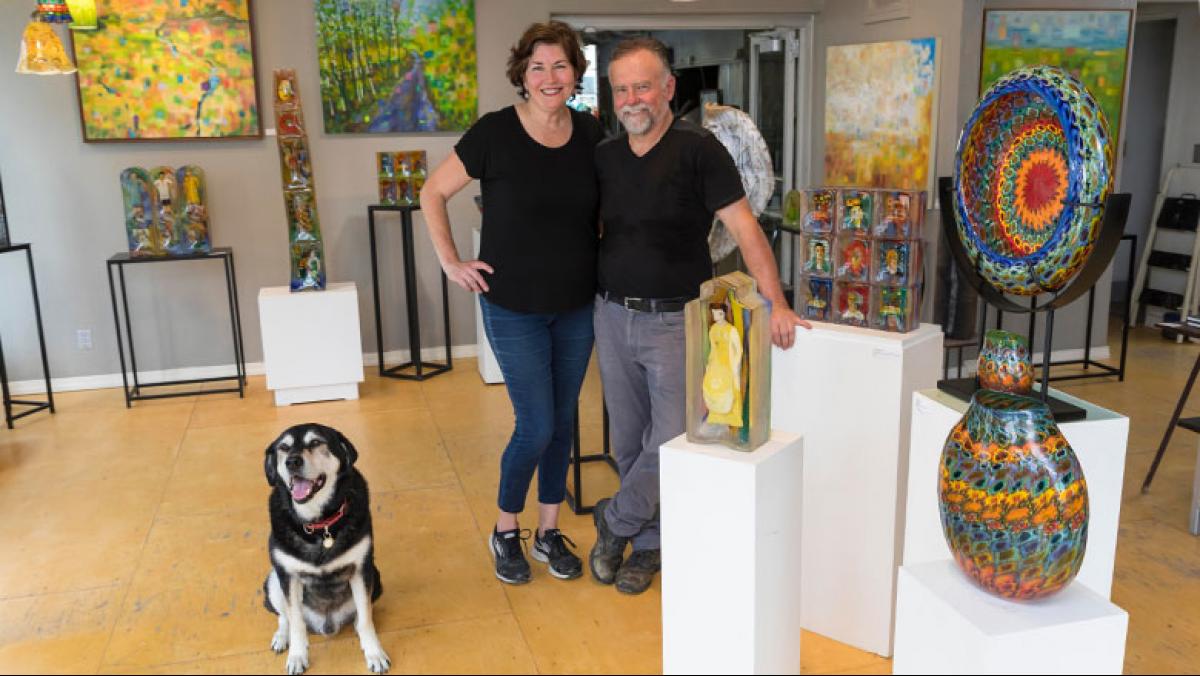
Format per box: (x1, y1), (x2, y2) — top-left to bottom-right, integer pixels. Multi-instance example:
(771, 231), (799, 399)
(263, 423), (389, 674)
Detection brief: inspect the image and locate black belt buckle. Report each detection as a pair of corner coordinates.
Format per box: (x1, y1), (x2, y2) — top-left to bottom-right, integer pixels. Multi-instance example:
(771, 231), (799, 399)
(623, 296), (644, 311)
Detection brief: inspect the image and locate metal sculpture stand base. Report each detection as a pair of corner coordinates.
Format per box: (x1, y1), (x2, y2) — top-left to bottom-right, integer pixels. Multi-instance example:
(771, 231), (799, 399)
(368, 205), (452, 381)
(0, 244), (55, 428)
(933, 176), (1132, 422)
(565, 401), (618, 515)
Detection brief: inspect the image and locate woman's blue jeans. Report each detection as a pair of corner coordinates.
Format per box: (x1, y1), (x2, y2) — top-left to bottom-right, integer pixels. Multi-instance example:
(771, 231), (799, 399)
(479, 296), (595, 514)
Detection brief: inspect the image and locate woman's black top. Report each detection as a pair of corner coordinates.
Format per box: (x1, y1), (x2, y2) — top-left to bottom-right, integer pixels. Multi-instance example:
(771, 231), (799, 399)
(455, 105), (603, 313)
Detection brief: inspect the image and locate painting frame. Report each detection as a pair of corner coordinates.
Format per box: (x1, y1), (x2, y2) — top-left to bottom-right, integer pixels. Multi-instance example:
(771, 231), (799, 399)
(69, 0), (264, 143)
(823, 37), (941, 195)
(980, 9), (1133, 151)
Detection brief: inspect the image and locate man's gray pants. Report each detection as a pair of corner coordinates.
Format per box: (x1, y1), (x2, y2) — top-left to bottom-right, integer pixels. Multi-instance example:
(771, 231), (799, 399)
(593, 295), (687, 552)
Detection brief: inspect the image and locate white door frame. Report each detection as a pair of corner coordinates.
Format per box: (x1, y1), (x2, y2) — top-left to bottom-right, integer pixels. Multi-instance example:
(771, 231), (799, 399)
(557, 13), (815, 192)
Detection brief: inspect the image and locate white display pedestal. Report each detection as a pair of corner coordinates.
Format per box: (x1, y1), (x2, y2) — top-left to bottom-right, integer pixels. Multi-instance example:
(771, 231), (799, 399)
(1192, 442), (1200, 535)
(258, 282), (365, 406)
(903, 388), (1129, 598)
(661, 431), (804, 675)
(770, 322), (942, 656)
(472, 227), (502, 384)
(892, 560), (1128, 675)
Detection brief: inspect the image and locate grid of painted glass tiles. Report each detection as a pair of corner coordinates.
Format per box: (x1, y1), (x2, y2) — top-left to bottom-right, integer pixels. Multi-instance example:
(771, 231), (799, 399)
(785, 188), (925, 333)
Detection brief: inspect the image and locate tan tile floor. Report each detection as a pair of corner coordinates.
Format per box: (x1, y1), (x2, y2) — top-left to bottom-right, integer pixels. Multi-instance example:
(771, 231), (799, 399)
(1, 324), (1198, 674)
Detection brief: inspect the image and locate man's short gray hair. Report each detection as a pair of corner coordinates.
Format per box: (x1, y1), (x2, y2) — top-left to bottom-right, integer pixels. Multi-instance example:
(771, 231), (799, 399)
(609, 36), (672, 78)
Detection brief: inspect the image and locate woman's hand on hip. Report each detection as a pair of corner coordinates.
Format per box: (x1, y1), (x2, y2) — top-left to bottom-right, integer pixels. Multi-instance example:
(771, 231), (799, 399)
(443, 259), (494, 293)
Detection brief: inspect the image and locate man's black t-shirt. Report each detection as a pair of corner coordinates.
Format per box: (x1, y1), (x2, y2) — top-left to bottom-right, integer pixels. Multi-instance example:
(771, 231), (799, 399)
(455, 106), (603, 313)
(595, 119), (745, 300)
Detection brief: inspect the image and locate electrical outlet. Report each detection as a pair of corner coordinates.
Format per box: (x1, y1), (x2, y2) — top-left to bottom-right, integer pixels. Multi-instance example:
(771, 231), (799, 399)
(76, 329), (92, 350)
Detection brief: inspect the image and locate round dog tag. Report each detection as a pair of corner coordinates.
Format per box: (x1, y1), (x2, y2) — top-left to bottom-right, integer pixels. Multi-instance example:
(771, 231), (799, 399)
(323, 534), (334, 549)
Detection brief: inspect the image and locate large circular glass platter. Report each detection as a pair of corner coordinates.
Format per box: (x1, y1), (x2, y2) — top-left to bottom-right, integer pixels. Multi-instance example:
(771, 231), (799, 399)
(954, 66), (1113, 296)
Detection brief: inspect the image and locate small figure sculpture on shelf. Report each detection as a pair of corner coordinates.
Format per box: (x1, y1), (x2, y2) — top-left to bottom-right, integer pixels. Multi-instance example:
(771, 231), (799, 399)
(782, 190), (802, 230)
(841, 191), (872, 233)
(684, 272), (770, 451)
(838, 284), (868, 327)
(274, 69), (326, 292)
(121, 166), (211, 257)
(837, 238), (869, 281)
(805, 277), (832, 322)
(803, 189), (835, 233)
(877, 287), (909, 332)
(805, 238), (832, 276)
(875, 191), (917, 238)
(875, 242), (910, 285)
(376, 151), (427, 206)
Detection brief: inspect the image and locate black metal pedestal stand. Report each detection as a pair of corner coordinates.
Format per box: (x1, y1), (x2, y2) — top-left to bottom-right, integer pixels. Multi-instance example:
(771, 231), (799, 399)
(368, 205), (452, 381)
(0, 243), (54, 428)
(933, 177), (1132, 422)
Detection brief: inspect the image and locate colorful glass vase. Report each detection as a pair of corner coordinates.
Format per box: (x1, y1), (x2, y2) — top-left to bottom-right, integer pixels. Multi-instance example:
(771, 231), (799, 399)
(977, 329), (1033, 394)
(953, 66), (1113, 296)
(939, 390), (1088, 600)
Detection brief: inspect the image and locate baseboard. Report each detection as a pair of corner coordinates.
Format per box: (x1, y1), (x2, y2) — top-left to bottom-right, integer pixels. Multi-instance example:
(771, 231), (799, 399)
(951, 345), (1113, 378)
(6, 345), (480, 396)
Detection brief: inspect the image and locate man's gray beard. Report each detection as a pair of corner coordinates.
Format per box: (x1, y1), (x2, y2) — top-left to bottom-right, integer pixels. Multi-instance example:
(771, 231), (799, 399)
(619, 107), (655, 135)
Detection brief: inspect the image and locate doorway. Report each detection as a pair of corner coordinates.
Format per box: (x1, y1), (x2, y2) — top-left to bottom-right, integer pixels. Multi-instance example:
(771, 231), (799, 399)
(1118, 18), (1176, 309)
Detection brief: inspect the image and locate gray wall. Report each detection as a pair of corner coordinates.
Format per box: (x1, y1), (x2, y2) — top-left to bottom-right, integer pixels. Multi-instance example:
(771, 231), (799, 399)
(0, 0), (1150, 384)
(0, 0), (542, 383)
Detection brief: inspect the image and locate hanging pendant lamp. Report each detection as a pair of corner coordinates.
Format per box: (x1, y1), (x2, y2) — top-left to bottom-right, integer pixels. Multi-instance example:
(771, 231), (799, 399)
(15, 1), (77, 75)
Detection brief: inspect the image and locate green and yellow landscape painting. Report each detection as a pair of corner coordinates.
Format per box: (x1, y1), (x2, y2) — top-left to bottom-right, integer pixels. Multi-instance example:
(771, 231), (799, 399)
(982, 10), (1131, 144)
(315, 0), (477, 133)
(72, 0), (261, 141)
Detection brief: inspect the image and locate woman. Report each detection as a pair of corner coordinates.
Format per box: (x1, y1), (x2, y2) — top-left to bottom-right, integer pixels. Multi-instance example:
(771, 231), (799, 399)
(420, 21), (602, 585)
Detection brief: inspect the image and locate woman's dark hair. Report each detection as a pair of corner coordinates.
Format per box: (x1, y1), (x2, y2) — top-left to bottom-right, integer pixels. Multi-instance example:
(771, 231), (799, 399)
(507, 20), (588, 99)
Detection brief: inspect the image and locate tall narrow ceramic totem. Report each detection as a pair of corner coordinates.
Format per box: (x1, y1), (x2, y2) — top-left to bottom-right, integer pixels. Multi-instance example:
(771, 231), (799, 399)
(274, 69), (326, 292)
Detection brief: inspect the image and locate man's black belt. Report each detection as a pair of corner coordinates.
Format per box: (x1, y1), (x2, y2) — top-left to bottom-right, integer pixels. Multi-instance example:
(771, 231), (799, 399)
(601, 290), (691, 313)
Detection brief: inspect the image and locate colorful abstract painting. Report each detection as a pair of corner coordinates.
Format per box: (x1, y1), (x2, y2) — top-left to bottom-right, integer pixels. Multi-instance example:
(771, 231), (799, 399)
(70, 0), (261, 141)
(824, 38), (939, 192)
(981, 10), (1131, 149)
(315, 0), (477, 133)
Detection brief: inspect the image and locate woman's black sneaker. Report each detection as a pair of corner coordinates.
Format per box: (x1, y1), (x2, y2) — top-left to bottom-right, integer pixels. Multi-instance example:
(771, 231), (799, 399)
(531, 529), (583, 580)
(490, 527), (532, 585)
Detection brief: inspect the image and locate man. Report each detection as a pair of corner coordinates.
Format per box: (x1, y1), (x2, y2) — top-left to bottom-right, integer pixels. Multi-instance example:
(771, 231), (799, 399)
(589, 37), (808, 595)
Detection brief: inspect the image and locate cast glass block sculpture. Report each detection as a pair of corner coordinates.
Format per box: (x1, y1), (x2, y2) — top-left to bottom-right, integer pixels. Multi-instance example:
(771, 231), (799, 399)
(685, 272), (770, 451)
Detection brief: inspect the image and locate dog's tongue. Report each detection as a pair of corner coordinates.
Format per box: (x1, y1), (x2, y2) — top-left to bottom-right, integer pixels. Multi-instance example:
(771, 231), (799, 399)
(291, 478), (313, 501)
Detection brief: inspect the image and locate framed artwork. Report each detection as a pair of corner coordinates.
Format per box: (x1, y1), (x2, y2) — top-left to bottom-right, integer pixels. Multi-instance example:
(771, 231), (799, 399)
(0, 172), (8, 248)
(981, 10), (1132, 149)
(824, 38), (940, 193)
(315, 0), (478, 133)
(70, 0), (263, 142)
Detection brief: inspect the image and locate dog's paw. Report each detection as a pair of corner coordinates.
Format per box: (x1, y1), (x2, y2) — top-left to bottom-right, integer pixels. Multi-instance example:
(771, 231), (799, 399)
(363, 646), (391, 674)
(270, 629), (289, 653)
(285, 649), (309, 675)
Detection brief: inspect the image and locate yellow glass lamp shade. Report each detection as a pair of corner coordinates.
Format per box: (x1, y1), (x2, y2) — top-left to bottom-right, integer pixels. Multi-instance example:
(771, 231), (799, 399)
(16, 21), (77, 75)
(66, 0), (97, 30)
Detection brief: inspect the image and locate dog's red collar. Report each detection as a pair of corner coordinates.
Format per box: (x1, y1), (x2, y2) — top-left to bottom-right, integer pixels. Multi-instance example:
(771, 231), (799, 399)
(303, 500), (348, 535)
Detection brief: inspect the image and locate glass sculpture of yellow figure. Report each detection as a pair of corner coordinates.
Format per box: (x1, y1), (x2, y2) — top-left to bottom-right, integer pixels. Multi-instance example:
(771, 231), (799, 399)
(702, 304), (744, 427)
(183, 169), (201, 205)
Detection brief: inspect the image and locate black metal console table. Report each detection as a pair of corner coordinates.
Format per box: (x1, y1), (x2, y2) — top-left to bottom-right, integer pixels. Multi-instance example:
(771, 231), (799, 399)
(105, 248), (246, 407)
(0, 243), (54, 428)
(367, 204), (452, 381)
